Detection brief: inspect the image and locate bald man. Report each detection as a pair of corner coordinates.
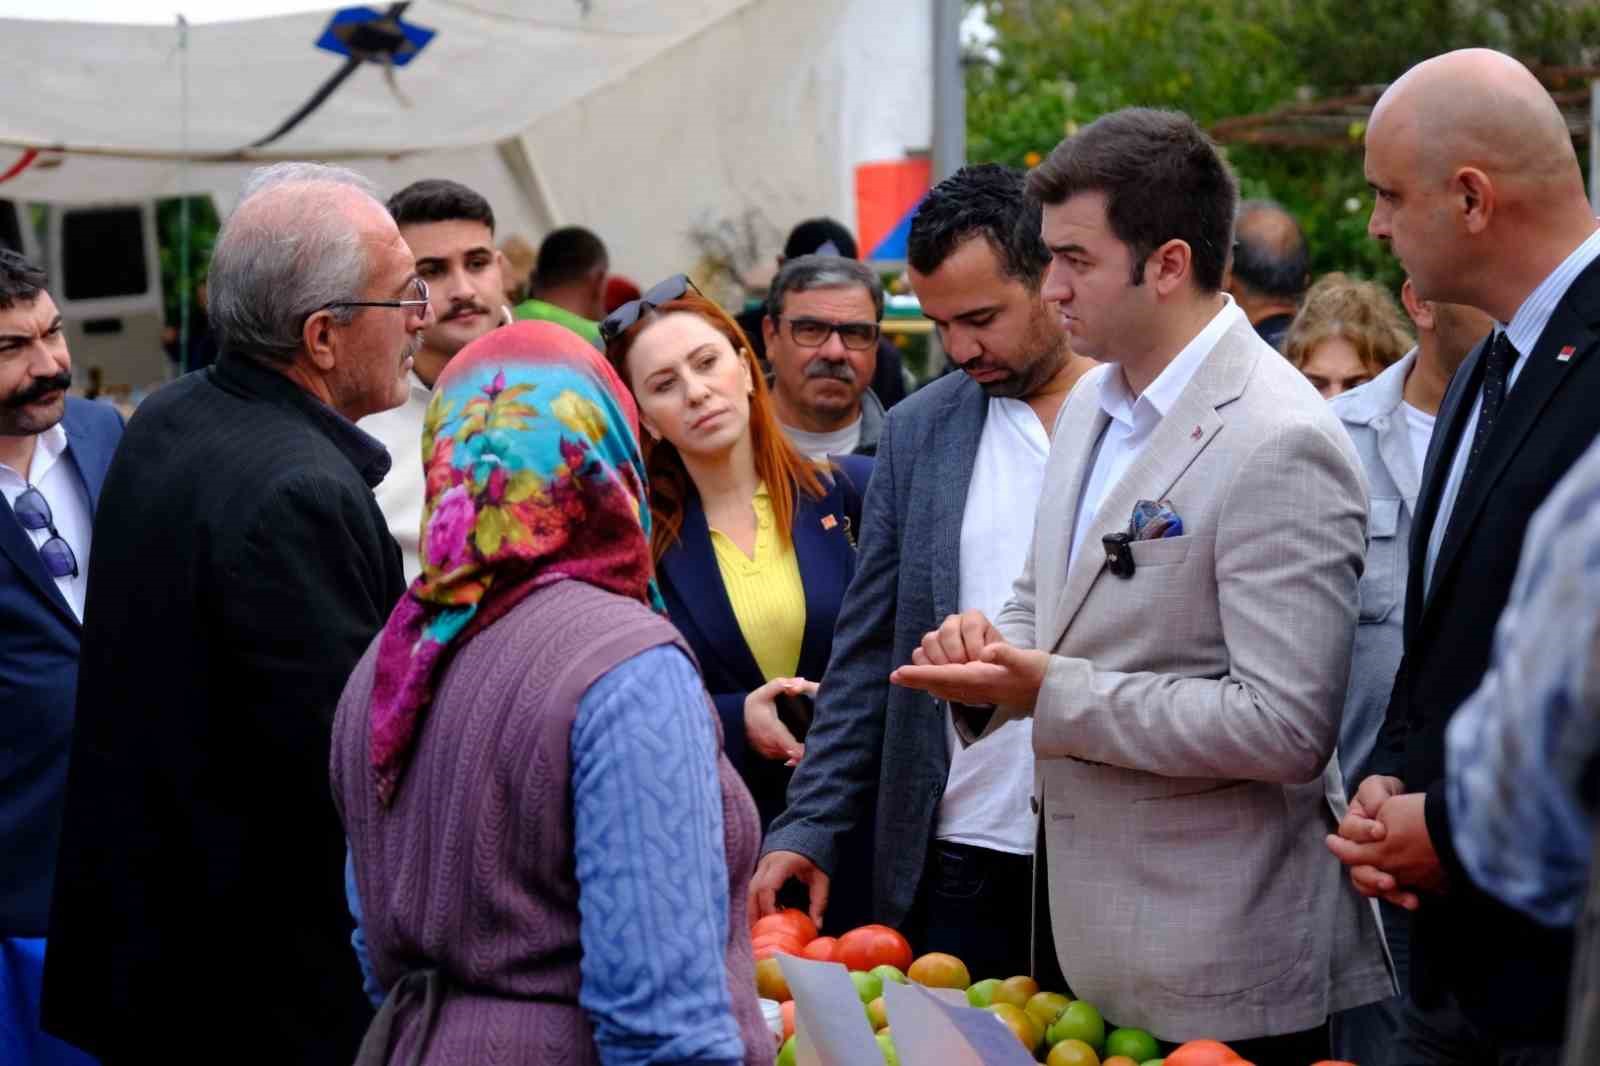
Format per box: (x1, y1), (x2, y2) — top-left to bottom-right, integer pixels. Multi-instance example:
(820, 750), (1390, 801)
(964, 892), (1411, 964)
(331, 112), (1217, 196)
(1227, 199), (1310, 349)
(1325, 49), (1600, 1064)
(40, 164), (416, 1063)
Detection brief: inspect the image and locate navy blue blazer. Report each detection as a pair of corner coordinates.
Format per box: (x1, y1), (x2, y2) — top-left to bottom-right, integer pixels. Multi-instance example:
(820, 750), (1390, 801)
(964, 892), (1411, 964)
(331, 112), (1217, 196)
(0, 397), (122, 937)
(658, 454), (873, 828)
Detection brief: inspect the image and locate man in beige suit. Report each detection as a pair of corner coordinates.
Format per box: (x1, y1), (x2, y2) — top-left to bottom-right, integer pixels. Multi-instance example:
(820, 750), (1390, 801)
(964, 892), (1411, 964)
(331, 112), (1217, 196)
(893, 108), (1392, 1060)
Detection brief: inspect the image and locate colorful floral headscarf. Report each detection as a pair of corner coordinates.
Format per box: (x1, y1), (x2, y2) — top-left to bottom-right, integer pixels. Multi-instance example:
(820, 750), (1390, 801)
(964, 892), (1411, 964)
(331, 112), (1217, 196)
(369, 321), (664, 805)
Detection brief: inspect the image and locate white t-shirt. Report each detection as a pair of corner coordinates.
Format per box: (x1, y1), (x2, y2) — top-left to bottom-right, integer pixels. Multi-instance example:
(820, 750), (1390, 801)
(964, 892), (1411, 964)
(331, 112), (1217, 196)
(0, 423), (94, 621)
(360, 371), (432, 584)
(781, 418), (861, 461)
(1400, 401), (1437, 482)
(938, 397), (1050, 855)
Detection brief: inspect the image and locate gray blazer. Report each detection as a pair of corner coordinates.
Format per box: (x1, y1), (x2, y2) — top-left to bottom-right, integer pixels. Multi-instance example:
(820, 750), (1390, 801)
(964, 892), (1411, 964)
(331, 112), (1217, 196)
(984, 319), (1392, 1041)
(763, 370), (990, 926)
(1329, 351), (1420, 793)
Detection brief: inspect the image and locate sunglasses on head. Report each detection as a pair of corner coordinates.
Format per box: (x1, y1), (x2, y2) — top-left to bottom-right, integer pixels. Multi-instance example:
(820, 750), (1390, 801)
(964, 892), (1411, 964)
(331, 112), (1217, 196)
(599, 274), (702, 345)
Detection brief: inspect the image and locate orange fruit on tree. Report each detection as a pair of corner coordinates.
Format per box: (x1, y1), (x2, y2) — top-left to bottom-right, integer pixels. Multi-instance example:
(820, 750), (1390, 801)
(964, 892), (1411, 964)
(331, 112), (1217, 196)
(1165, 1039), (1252, 1066)
(753, 908), (818, 945)
(907, 951), (971, 989)
(800, 935), (839, 962)
(754, 956), (792, 1002)
(834, 924), (914, 973)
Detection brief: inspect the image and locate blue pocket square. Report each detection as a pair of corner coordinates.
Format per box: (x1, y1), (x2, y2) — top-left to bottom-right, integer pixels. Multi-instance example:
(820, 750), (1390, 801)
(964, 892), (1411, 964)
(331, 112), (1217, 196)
(1129, 499), (1184, 540)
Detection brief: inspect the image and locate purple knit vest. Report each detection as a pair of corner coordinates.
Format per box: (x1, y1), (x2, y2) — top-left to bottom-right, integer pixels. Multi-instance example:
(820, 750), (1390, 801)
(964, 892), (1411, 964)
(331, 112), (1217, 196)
(331, 580), (769, 1064)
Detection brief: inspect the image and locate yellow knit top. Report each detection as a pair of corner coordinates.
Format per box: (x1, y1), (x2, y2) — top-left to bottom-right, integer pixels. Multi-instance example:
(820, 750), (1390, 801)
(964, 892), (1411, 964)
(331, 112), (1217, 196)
(709, 483), (806, 681)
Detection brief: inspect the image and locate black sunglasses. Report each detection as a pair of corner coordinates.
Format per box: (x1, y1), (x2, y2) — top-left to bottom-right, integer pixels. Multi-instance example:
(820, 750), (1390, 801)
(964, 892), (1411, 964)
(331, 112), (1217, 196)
(599, 274), (702, 345)
(13, 485), (78, 579)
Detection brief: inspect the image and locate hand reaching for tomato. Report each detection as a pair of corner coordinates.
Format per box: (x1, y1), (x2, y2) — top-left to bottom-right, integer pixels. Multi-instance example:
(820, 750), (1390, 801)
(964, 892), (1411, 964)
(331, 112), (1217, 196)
(750, 850), (830, 931)
(744, 677), (817, 766)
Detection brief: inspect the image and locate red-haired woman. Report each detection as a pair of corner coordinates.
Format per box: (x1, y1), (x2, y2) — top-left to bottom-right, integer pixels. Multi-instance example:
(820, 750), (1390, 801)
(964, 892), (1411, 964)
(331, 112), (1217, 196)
(604, 278), (873, 919)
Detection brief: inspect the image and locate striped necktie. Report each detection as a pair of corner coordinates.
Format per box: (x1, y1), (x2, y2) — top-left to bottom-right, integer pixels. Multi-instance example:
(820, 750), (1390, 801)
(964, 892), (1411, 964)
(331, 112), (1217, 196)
(1459, 331), (1517, 494)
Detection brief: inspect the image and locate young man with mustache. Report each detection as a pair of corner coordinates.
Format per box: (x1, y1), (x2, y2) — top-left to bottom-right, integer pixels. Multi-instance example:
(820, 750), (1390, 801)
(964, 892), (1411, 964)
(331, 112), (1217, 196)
(360, 178), (512, 581)
(763, 254), (887, 459)
(0, 248), (121, 1066)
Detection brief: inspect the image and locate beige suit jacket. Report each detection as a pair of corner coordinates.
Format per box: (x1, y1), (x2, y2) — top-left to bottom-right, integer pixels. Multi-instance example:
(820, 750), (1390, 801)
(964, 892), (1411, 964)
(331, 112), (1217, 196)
(984, 318), (1392, 1040)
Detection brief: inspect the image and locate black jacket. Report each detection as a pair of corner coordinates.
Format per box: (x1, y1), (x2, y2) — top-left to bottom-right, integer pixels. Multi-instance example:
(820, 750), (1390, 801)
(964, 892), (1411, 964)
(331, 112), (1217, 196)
(42, 353), (405, 1063)
(1374, 255), (1600, 1040)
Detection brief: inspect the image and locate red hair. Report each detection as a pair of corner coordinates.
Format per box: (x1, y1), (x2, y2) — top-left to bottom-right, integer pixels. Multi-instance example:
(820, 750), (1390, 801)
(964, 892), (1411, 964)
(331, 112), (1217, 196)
(605, 291), (828, 561)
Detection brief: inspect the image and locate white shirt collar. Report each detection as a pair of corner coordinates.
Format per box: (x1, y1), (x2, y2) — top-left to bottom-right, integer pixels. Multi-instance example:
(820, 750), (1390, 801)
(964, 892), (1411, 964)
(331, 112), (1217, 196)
(0, 422), (68, 485)
(1096, 294), (1246, 430)
(1501, 226), (1600, 357)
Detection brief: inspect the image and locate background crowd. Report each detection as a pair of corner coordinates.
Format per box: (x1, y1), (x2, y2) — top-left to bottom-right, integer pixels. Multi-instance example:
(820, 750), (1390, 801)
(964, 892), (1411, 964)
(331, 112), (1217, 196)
(1, 43), (1598, 1066)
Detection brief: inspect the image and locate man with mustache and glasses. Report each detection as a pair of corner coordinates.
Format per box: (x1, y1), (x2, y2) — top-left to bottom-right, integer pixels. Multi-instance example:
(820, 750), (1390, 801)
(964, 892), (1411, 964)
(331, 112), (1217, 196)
(763, 254), (887, 459)
(0, 249), (121, 1066)
(752, 165), (1095, 982)
(40, 163), (420, 1065)
(361, 178), (512, 581)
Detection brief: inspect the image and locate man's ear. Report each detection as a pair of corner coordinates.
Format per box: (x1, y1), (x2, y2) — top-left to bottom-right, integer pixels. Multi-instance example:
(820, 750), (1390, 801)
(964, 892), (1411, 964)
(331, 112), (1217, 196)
(1400, 277), (1435, 332)
(301, 309), (340, 371)
(1149, 239), (1194, 297)
(1456, 167), (1495, 235)
(762, 314), (779, 351)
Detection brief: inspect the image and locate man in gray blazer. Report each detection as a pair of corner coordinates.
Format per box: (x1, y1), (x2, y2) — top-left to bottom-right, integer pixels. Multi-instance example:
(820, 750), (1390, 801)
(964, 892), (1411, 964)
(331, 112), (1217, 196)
(896, 109), (1391, 1058)
(1328, 282), (1491, 1062)
(750, 165), (1094, 980)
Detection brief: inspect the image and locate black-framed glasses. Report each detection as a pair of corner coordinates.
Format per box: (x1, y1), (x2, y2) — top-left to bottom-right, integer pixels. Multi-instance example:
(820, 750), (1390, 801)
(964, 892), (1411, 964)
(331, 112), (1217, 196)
(599, 273), (703, 345)
(319, 277), (431, 322)
(13, 485), (78, 579)
(777, 316), (881, 351)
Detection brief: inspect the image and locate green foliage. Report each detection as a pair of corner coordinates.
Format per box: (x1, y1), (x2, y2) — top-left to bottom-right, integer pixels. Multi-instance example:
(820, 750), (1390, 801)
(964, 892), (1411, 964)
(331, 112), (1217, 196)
(156, 195), (219, 324)
(967, 0), (1600, 290)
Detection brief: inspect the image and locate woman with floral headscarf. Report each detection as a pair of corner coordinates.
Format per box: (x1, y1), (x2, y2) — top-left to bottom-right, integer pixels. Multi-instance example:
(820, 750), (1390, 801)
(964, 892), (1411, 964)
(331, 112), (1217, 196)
(330, 322), (770, 1066)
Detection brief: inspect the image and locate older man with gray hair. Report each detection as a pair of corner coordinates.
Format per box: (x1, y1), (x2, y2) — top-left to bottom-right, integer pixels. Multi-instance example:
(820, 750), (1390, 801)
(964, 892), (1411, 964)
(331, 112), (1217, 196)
(763, 254), (886, 458)
(40, 163), (419, 1065)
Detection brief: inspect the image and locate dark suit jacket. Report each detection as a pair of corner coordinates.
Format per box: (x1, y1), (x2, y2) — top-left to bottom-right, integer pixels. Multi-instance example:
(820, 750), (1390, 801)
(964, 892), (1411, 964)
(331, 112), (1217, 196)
(659, 455), (873, 830)
(0, 398), (122, 939)
(1374, 255), (1600, 1038)
(41, 353), (405, 1064)
(763, 371), (990, 927)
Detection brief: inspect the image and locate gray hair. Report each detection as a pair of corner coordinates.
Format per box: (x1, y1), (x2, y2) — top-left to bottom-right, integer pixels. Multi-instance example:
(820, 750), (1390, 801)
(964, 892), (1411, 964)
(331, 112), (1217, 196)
(765, 254), (885, 323)
(208, 162), (383, 364)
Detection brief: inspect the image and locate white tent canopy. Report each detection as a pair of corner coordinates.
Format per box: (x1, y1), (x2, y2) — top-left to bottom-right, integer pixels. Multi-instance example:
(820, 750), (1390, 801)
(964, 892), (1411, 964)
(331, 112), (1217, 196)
(0, 0), (933, 286)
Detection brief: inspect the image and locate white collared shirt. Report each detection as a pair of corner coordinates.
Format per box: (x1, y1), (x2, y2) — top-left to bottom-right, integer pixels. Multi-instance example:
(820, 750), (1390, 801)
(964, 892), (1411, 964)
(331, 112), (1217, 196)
(1422, 226), (1600, 594)
(359, 371), (432, 583)
(940, 396), (1051, 855)
(0, 423), (95, 620)
(1068, 295), (1247, 569)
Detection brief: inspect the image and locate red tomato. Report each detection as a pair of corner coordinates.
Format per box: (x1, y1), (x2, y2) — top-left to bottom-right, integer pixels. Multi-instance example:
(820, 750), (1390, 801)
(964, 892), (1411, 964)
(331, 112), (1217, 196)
(833, 924), (913, 973)
(753, 909), (817, 945)
(751, 932), (805, 959)
(800, 936), (839, 962)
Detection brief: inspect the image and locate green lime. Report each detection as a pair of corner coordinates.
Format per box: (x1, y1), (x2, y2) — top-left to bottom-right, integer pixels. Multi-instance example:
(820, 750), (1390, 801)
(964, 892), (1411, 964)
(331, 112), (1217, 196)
(1046, 1000), (1105, 1053)
(1106, 1028), (1160, 1061)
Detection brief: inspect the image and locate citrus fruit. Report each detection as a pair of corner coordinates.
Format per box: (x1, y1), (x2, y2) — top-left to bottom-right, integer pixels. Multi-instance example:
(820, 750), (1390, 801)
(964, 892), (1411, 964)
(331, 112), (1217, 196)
(800, 936), (838, 962)
(993, 975), (1040, 1007)
(907, 951), (971, 989)
(1026, 990), (1073, 1030)
(987, 1003), (1043, 1053)
(1165, 1039), (1249, 1066)
(867, 995), (888, 1030)
(1046, 1000), (1105, 1053)
(849, 969), (883, 1004)
(1047, 1038), (1102, 1066)
(835, 925), (914, 973)
(966, 977), (1002, 1007)
(871, 964), (908, 986)
(776, 1034), (798, 1066)
(1106, 1028), (1160, 1061)
(754, 956), (791, 1002)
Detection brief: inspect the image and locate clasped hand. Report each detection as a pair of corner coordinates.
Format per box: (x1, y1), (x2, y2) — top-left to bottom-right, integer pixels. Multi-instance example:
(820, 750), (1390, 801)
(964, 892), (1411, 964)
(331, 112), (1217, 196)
(1324, 774), (1447, 910)
(889, 608), (1049, 711)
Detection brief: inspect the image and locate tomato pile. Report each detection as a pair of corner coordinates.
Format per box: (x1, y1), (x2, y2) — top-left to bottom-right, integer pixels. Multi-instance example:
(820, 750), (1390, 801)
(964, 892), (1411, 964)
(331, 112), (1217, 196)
(750, 910), (1359, 1066)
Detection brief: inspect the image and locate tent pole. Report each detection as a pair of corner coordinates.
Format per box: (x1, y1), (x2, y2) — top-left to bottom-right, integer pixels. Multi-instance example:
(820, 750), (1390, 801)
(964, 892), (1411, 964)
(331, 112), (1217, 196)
(178, 14), (191, 375)
(931, 0), (965, 181)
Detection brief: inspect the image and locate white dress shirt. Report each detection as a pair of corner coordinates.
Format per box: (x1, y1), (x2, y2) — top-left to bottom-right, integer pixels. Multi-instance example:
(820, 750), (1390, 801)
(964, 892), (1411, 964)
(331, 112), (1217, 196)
(0, 423), (95, 621)
(1422, 226), (1600, 595)
(1068, 296), (1248, 569)
(359, 371), (431, 584)
(940, 396), (1050, 854)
